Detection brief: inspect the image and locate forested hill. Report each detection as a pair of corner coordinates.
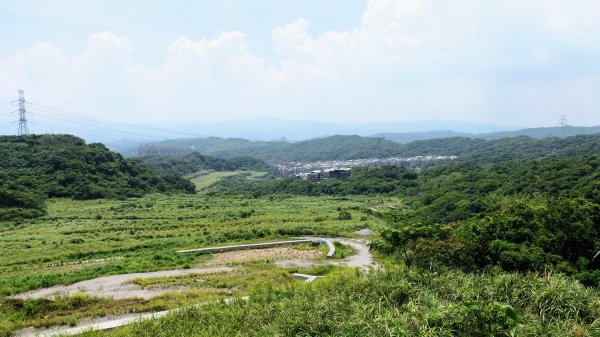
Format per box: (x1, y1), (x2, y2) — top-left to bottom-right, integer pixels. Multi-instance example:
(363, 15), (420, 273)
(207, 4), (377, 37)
(0, 134), (195, 220)
(256, 135), (403, 162)
(213, 150), (600, 286)
(397, 133), (600, 164)
(138, 133), (600, 164)
(138, 152), (271, 176)
(143, 135), (406, 161)
(375, 125), (600, 143)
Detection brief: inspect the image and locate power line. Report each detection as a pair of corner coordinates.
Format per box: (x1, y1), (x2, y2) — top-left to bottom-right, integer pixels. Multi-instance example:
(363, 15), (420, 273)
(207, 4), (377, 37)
(29, 109), (167, 140)
(28, 102), (204, 138)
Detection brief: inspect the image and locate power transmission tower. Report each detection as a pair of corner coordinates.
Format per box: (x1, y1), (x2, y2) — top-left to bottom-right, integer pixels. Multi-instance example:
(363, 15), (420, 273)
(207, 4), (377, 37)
(557, 114), (567, 138)
(15, 90), (29, 136)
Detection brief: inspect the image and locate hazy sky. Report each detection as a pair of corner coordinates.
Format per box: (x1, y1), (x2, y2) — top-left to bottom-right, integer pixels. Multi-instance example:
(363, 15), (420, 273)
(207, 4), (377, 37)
(1, 0), (599, 127)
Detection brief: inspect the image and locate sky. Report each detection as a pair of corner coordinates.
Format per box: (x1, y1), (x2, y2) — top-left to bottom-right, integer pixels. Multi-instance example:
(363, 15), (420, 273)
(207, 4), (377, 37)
(1, 0), (599, 129)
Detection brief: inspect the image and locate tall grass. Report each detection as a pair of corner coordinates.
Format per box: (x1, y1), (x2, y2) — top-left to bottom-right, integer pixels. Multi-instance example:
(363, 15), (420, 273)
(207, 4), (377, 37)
(80, 268), (600, 337)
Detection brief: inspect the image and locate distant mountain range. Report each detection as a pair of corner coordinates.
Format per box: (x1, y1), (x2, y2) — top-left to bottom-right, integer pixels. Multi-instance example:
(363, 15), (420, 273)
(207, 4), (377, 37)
(374, 125), (600, 144)
(140, 119), (520, 140)
(110, 125), (600, 161)
(114, 130), (600, 164)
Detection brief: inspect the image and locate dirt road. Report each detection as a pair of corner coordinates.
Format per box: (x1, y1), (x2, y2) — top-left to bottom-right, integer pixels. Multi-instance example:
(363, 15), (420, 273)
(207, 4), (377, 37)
(275, 237), (378, 270)
(14, 266), (236, 300)
(15, 237), (375, 301)
(13, 237), (376, 337)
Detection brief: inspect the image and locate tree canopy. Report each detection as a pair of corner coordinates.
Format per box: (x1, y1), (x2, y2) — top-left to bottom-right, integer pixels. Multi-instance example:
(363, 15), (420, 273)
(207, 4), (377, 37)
(0, 134), (195, 220)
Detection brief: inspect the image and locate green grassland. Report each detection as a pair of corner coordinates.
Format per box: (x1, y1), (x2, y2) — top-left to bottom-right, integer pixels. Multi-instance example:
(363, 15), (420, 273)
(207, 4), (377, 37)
(0, 194), (385, 335)
(0, 266), (295, 333)
(186, 170), (268, 191)
(1, 194), (384, 295)
(81, 268), (600, 337)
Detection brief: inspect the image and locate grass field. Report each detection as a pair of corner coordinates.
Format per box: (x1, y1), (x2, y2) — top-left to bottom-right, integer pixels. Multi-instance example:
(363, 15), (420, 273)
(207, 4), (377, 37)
(0, 193), (387, 335)
(2, 193), (599, 336)
(185, 171), (268, 191)
(79, 268), (600, 337)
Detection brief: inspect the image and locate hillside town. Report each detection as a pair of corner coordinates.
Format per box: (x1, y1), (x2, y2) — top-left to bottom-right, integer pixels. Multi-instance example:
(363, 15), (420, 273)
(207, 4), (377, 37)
(269, 155), (458, 178)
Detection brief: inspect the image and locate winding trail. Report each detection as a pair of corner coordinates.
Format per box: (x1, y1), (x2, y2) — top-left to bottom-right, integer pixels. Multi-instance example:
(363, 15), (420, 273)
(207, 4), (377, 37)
(276, 237), (379, 271)
(13, 237), (376, 337)
(14, 266), (236, 300)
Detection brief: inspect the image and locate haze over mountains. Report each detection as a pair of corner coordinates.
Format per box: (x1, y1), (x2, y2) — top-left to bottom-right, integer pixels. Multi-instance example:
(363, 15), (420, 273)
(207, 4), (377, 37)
(13, 117), (521, 144)
(108, 123), (600, 159)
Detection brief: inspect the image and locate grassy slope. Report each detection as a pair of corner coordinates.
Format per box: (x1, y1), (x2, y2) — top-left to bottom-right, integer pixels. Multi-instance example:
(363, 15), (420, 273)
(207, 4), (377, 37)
(83, 268), (600, 337)
(0, 194), (386, 296)
(186, 171), (268, 191)
(0, 194), (387, 334)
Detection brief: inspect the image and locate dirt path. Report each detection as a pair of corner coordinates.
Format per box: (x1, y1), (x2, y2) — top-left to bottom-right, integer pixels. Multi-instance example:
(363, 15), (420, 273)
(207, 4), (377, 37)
(14, 297), (249, 337)
(275, 237), (378, 270)
(13, 266), (236, 300)
(14, 238), (374, 301)
(13, 237), (377, 336)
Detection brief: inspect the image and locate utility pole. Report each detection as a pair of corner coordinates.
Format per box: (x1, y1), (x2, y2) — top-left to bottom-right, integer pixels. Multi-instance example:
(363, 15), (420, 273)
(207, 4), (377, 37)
(15, 90), (29, 136)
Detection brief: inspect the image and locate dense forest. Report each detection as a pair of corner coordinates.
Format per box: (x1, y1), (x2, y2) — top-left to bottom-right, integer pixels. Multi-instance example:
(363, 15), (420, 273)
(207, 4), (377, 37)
(143, 135), (404, 161)
(395, 134), (600, 164)
(137, 152), (271, 176)
(0, 134), (194, 220)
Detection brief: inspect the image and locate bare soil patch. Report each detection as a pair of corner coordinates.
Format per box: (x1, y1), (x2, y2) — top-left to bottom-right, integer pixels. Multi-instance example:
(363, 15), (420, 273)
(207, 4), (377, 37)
(202, 247), (322, 266)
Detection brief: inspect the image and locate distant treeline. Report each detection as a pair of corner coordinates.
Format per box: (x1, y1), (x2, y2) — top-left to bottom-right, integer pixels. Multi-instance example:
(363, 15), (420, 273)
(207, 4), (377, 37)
(135, 133), (600, 163)
(374, 125), (600, 143)
(0, 134), (195, 220)
(211, 133), (600, 199)
(214, 154), (599, 203)
(137, 152), (271, 176)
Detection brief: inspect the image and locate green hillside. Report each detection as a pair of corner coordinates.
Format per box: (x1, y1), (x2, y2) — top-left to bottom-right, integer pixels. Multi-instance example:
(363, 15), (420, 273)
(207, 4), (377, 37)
(134, 132), (600, 163)
(137, 152), (271, 176)
(376, 125), (600, 143)
(0, 134), (195, 220)
(146, 135), (404, 161)
(260, 135), (403, 161)
(481, 125), (600, 140)
(213, 141), (600, 286)
(396, 133), (600, 164)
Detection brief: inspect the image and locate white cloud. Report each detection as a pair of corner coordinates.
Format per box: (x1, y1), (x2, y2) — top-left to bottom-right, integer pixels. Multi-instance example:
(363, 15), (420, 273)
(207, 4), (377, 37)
(1, 0), (600, 127)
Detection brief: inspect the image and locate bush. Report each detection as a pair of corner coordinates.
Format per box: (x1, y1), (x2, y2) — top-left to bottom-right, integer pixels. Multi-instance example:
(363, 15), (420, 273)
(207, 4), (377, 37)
(337, 210), (352, 220)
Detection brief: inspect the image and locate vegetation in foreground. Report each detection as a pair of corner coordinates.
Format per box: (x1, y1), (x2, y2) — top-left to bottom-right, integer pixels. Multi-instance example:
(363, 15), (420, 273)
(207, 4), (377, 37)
(0, 192), (374, 335)
(81, 268), (600, 337)
(0, 265), (302, 334)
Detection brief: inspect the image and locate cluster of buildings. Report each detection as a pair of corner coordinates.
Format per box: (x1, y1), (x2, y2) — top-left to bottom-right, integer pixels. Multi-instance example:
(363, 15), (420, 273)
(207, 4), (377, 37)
(270, 155), (458, 178)
(296, 168), (352, 182)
